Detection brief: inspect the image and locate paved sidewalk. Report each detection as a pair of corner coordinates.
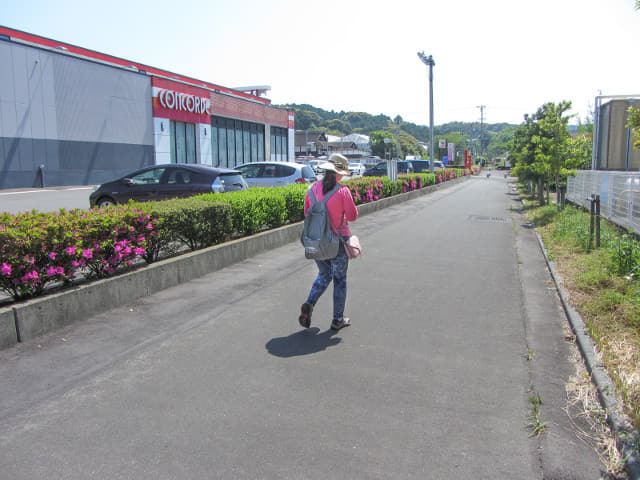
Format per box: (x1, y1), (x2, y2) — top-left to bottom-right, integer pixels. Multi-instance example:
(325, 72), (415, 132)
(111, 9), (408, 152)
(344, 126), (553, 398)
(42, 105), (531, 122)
(0, 176), (605, 479)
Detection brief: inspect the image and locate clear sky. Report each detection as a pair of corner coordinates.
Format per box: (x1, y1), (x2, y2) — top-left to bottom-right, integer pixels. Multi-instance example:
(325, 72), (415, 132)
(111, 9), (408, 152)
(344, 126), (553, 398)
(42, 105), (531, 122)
(2, 0), (638, 127)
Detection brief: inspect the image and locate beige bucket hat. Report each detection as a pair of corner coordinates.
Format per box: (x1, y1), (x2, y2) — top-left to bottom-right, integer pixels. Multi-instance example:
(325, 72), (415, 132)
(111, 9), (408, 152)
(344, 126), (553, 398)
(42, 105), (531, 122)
(320, 154), (350, 176)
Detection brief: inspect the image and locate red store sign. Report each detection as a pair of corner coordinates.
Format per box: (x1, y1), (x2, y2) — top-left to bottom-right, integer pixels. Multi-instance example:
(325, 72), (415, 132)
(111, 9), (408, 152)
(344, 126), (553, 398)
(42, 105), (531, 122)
(152, 78), (211, 123)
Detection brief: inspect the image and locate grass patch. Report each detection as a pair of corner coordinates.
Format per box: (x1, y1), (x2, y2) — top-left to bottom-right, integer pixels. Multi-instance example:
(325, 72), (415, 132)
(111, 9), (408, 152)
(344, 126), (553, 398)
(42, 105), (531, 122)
(529, 199), (640, 431)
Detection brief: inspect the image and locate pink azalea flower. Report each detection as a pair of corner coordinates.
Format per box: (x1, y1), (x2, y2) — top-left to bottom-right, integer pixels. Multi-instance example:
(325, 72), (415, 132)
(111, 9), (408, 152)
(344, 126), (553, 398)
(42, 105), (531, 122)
(48, 252), (57, 260)
(46, 266), (58, 277)
(22, 270), (39, 283)
(82, 249), (93, 259)
(65, 246), (77, 255)
(134, 247), (146, 256)
(1, 263), (11, 276)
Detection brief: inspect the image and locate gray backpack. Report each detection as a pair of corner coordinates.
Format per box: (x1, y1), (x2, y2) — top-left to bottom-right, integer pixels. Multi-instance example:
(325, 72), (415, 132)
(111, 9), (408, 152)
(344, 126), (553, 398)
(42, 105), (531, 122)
(301, 184), (343, 260)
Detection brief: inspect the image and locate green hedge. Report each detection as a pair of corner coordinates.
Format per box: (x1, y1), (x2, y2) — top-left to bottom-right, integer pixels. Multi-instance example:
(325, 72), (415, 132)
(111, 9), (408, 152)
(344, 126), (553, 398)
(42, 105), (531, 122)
(0, 170), (469, 299)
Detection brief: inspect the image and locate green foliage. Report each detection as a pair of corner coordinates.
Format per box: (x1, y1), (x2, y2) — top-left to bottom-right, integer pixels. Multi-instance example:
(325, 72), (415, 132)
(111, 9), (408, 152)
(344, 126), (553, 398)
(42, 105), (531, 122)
(200, 188), (287, 236)
(530, 204), (559, 227)
(0, 207), (156, 298)
(368, 131), (394, 158)
(280, 103), (518, 162)
(511, 102), (588, 203)
(627, 106), (640, 150)
(282, 184), (308, 223)
(149, 199), (232, 252)
(611, 231), (640, 277)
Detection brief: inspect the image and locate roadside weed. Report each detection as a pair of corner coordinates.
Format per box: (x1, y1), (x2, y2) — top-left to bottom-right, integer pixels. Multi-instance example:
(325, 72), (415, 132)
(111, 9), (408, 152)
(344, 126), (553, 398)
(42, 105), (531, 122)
(527, 393), (548, 437)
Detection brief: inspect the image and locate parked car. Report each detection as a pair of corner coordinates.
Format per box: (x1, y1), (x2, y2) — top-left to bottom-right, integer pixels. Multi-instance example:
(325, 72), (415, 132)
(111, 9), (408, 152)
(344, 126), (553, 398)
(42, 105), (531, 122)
(348, 162), (366, 176)
(308, 160), (325, 174)
(407, 160), (444, 172)
(363, 161), (414, 177)
(410, 160), (430, 173)
(234, 161), (317, 188)
(89, 164), (247, 208)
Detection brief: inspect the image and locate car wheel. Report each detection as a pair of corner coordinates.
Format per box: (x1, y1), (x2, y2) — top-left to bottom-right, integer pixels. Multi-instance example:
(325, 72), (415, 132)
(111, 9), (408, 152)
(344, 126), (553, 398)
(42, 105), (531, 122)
(97, 197), (116, 207)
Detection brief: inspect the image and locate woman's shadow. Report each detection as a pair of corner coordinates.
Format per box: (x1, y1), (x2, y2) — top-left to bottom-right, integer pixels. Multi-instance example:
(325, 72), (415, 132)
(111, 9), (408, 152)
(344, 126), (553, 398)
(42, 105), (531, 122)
(266, 328), (342, 357)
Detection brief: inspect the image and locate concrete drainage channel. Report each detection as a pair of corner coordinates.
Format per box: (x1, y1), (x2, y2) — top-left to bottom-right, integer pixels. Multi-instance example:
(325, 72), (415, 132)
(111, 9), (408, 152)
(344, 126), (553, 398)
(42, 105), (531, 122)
(0, 176), (469, 350)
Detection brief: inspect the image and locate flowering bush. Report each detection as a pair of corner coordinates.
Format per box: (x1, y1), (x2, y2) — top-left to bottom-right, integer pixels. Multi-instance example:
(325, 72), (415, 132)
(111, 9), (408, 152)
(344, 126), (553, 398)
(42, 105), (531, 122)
(76, 208), (158, 279)
(345, 178), (385, 205)
(0, 207), (158, 299)
(0, 169), (470, 302)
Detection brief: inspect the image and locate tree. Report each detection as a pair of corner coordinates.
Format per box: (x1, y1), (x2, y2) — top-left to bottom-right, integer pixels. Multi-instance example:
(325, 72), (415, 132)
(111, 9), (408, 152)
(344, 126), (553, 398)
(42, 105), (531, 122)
(511, 113), (542, 198)
(568, 133), (593, 170)
(487, 126), (516, 160)
(512, 101), (584, 204)
(533, 101), (573, 198)
(326, 119), (352, 135)
(369, 131), (393, 158)
(293, 109), (324, 130)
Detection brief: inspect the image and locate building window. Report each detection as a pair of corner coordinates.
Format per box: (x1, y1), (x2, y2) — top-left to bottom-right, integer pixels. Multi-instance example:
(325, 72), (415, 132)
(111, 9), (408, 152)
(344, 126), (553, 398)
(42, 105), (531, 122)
(170, 120), (197, 164)
(227, 119), (236, 166)
(211, 116), (265, 168)
(270, 126), (288, 162)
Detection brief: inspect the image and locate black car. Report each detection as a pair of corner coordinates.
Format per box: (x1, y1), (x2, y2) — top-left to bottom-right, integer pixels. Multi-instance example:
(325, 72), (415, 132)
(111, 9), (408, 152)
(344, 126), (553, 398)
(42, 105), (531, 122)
(410, 160), (430, 173)
(89, 164), (248, 208)
(363, 161), (414, 177)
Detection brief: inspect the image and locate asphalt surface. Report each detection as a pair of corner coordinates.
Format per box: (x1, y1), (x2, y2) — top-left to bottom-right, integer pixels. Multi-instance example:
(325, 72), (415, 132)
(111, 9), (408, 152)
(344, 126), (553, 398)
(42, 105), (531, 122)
(0, 176), (606, 479)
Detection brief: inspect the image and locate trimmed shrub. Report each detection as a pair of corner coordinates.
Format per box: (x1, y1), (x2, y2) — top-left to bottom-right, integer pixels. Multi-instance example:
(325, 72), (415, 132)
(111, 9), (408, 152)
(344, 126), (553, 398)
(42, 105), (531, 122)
(198, 188), (287, 236)
(0, 207), (156, 298)
(150, 198), (232, 252)
(282, 184), (308, 223)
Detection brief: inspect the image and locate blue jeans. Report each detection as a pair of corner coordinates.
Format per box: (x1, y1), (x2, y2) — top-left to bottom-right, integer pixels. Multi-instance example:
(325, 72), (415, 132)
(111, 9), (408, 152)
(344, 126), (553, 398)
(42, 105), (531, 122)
(306, 238), (349, 321)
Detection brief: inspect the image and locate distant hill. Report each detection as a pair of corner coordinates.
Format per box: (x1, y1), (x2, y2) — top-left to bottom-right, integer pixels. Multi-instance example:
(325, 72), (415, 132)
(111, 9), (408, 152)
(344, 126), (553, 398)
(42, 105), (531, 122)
(277, 103), (518, 143)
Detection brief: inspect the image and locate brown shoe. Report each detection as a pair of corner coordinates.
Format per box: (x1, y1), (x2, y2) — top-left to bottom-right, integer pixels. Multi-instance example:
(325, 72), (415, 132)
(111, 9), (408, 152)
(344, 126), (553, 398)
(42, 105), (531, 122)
(299, 303), (313, 328)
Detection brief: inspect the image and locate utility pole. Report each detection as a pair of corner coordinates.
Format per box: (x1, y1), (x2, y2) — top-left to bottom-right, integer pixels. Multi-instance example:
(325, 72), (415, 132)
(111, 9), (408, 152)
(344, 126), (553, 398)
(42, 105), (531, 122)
(417, 51), (435, 172)
(477, 105), (486, 165)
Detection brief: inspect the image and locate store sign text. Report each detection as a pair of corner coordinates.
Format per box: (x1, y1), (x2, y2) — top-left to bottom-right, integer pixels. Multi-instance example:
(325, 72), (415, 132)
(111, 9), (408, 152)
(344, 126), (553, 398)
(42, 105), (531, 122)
(158, 89), (211, 115)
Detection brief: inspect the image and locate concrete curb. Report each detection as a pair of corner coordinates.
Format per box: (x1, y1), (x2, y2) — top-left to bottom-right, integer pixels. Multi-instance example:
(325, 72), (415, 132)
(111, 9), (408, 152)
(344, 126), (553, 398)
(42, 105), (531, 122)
(534, 231), (640, 480)
(0, 176), (469, 348)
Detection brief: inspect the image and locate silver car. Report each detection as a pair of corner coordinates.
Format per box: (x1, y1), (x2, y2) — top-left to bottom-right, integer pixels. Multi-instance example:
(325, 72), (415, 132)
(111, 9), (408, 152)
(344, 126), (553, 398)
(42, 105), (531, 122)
(234, 162), (317, 188)
(348, 162), (366, 176)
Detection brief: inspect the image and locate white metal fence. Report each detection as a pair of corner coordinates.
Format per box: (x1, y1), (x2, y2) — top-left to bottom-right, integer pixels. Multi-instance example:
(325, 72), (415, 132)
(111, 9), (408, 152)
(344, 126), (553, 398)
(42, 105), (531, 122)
(567, 170), (640, 234)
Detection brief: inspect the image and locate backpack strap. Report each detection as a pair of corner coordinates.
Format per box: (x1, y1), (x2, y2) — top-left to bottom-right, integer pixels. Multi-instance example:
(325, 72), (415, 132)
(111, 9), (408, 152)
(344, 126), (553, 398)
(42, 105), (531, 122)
(320, 184), (346, 236)
(309, 183), (342, 206)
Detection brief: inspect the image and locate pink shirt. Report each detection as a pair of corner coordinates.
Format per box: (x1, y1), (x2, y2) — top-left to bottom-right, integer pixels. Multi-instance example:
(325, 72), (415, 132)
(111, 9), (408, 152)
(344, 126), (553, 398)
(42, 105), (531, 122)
(304, 182), (358, 236)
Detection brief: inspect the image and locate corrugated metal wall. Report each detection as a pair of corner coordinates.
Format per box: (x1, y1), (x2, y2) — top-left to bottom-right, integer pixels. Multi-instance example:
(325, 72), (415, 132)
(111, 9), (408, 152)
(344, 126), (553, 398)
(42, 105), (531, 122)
(0, 39), (153, 188)
(594, 98), (640, 171)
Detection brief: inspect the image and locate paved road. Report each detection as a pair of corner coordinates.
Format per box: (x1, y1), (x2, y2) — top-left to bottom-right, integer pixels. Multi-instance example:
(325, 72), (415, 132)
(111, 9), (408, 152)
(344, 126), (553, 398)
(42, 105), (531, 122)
(0, 176), (604, 479)
(0, 185), (95, 214)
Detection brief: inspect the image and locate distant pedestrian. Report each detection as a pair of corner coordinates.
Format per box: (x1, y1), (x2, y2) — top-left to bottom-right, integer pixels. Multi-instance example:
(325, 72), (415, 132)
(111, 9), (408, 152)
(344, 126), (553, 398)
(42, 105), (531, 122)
(298, 154), (358, 331)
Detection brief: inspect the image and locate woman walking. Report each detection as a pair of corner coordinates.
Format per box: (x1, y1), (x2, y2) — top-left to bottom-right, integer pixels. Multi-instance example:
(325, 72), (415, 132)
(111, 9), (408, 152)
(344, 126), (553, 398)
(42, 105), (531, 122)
(299, 154), (358, 331)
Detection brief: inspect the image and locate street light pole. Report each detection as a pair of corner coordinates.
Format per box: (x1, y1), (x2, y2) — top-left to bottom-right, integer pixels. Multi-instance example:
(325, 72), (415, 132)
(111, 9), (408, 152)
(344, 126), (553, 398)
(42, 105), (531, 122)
(417, 51), (435, 173)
